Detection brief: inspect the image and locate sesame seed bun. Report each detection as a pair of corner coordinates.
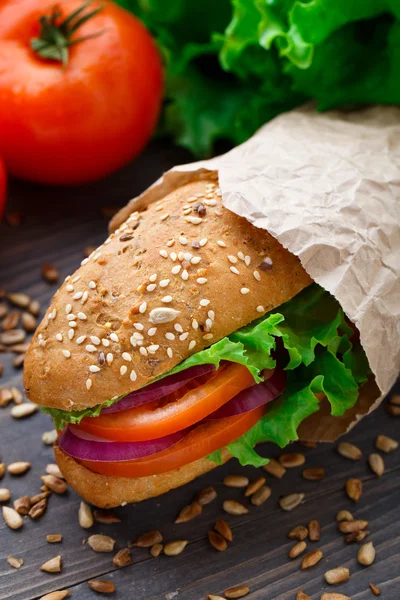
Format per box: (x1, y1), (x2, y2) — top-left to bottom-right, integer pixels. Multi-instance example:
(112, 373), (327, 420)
(24, 175), (311, 411)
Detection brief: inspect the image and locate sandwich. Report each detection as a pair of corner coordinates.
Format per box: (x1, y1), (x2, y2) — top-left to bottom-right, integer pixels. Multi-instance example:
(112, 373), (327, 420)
(24, 174), (371, 508)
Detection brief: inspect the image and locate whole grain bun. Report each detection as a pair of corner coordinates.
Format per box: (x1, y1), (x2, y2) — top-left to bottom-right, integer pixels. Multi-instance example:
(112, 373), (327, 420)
(24, 175), (311, 411)
(54, 443), (231, 508)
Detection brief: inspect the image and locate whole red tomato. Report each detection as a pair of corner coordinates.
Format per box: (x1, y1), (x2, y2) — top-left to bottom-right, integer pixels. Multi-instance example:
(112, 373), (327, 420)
(0, 1), (163, 185)
(0, 156), (6, 218)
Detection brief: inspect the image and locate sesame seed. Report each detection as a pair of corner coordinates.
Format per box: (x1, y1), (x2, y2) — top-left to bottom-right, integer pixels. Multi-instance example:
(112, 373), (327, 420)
(73, 291), (83, 300)
(181, 270), (189, 281)
(148, 273), (157, 283)
(148, 344), (159, 354)
(110, 333), (119, 342)
(200, 299), (210, 306)
(179, 236), (188, 245)
(165, 332), (175, 341)
(66, 284), (74, 292)
(120, 366), (128, 376)
(86, 378), (92, 390)
(189, 340), (196, 350)
(77, 312), (87, 320)
(122, 352), (132, 362)
(101, 338), (110, 347)
(245, 255), (251, 266)
(65, 304), (72, 314)
(228, 255), (238, 264)
(147, 284), (157, 292)
(208, 310), (215, 320)
(76, 335), (86, 344)
(217, 240), (226, 247)
(56, 333), (63, 342)
(166, 239), (175, 247)
(92, 252), (101, 261)
(159, 279), (170, 288)
(167, 348), (173, 358)
(155, 204), (164, 212)
(86, 345), (96, 352)
(179, 332), (189, 341)
(133, 332), (143, 340)
(130, 370), (137, 382)
(90, 365), (100, 373)
(241, 287), (250, 295)
(160, 213), (169, 221)
(89, 281), (96, 289)
(197, 277), (207, 284)
(69, 321), (77, 328)
(230, 266), (240, 275)
(206, 318), (213, 330)
(192, 319), (198, 330)
(90, 336), (100, 345)
(170, 252), (177, 261)
(139, 302), (147, 314)
(161, 295), (173, 303)
(67, 314), (76, 321)
(191, 256), (201, 265)
(183, 208), (191, 215)
(148, 327), (157, 336)
(171, 265), (181, 275)
(174, 323), (183, 333)
(139, 347), (147, 356)
(81, 291), (89, 304)
(199, 238), (208, 247)
(178, 251), (185, 261)
(185, 216), (202, 225)
(203, 333), (213, 340)
(184, 253), (192, 261)
(81, 258), (89, 266)
(133, 323), (144, 331)
(159, 250), (168, 258)
(65, 275), (71, 282)
(68, 329), (75, 340)
(51, 308), (57, 319)
(187, 196), (198, 203)
(62, 350), (71, 358)
(253, 270), (261, 281)
(238, 252), (245, 261)
(106, 353), (113, 365)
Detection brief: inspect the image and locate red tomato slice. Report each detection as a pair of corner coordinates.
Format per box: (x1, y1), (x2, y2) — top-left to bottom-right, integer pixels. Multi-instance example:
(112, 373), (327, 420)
(80, 406), (265, 478)
(78, 363), (255, 442)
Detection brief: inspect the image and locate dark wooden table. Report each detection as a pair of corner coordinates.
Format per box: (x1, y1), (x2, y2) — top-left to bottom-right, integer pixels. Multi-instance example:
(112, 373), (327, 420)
(0, 142), (399, 600)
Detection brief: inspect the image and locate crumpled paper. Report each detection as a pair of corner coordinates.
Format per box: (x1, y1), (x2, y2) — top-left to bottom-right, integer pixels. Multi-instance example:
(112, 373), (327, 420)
(111, 106), (400, 441)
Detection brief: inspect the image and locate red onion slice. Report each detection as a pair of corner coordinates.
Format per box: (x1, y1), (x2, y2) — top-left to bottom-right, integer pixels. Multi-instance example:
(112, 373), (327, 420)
(101, 363), (216, 414)
(207, 369), (285, 419)
(59, 425), (188, 462)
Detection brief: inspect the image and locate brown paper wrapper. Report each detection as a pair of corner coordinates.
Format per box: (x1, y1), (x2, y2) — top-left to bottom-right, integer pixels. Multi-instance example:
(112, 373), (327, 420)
(111, 106), (400, 441)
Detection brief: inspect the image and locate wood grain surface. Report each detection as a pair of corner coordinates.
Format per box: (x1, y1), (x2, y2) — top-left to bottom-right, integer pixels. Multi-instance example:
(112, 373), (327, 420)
(0, 142), (399, 600)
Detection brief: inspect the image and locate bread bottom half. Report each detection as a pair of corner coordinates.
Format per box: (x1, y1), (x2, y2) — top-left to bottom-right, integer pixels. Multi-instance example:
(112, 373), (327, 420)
(54, 444), (231, 508)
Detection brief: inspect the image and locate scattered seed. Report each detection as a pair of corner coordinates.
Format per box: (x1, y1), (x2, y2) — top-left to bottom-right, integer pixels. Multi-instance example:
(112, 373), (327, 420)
(148, 541), (163, 559)
(338, 520), (368, 533)
(88, 534), (115, 553)
(163, 540), (188, 556)
(8, 461), (31, 475)
(46, 464), (64, 478)
(195, 486), (217, 505)
(40, 555), (62, 573)
(214, 520), (232, 542)
(308, 520), (321, 542)
(385, 403), (400, 417)
(7, 293), (30, 309)
(279, 493), (304, 511)
(368, 453), (385, 477)
(30, 491), (50, 504)
(113, 548), (132, 567)
(0, 329), (26, 345)
(297, 592), (311, 600)
(336, 510), (354, 522)
(288, 526), (309, 541)
(338, 442), (362, 460)
(345, 478), (363, 502)
(0, 303), (8, 320)
(0, 488), (11, 502)
(175, 501), (202, 523)
(0, 388), (13, 406)
(208, 530), (227, 552)
(132, 530), (163, 547)
(42, 263), (59, 283)
(262, 458), (286, 478)
(369, 582), (381, 596)
(11, 387), (23, 404)
(375, 434), (398, 453)
(223, 500), (248, 515)
(0, 463), (5, 478)
(93, 509), (121, 524)
(39, 592), (70, 600)
(3, 506), (23, 529)
(13, 496), (31, 515)
(28, 498), (48, 519)
(344, 530), (369, 543)
(207, 596), (225, 600)
(224, 584), (250, 598)
(29, 300), (41, 316)
(11, 402), (38, 419)
(302, 467), (325, 480)
(321, 594), (351, 600)
(245, 477), (266, 497)
(42, 430), (58, 445)
(7, 555), (24, 569)
(13, 353), (25, 368)
(47, 534), (63, 543)
(21, 312), (37, 332)
(2, 311), (19, 330)
(289, 541), (307, 558)
(10, 342), (30, 354)
(389, 394), (400, 405)
(251, 485), (272, 506)
(88, 580), (115, 594)
(41, 475), (67, 494)
(79, 502), (94, 529)
(279, 453), (305, 468)
(224, 474), (249, 488)
(324, 567), (350, 585)
(301, 549), (323, 569)
(358, 541), (375, 566)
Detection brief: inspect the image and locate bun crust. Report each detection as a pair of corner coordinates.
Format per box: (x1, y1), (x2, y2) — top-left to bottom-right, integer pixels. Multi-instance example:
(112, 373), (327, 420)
(24, 175), (311, 411)
(54, 443), (231, 508)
